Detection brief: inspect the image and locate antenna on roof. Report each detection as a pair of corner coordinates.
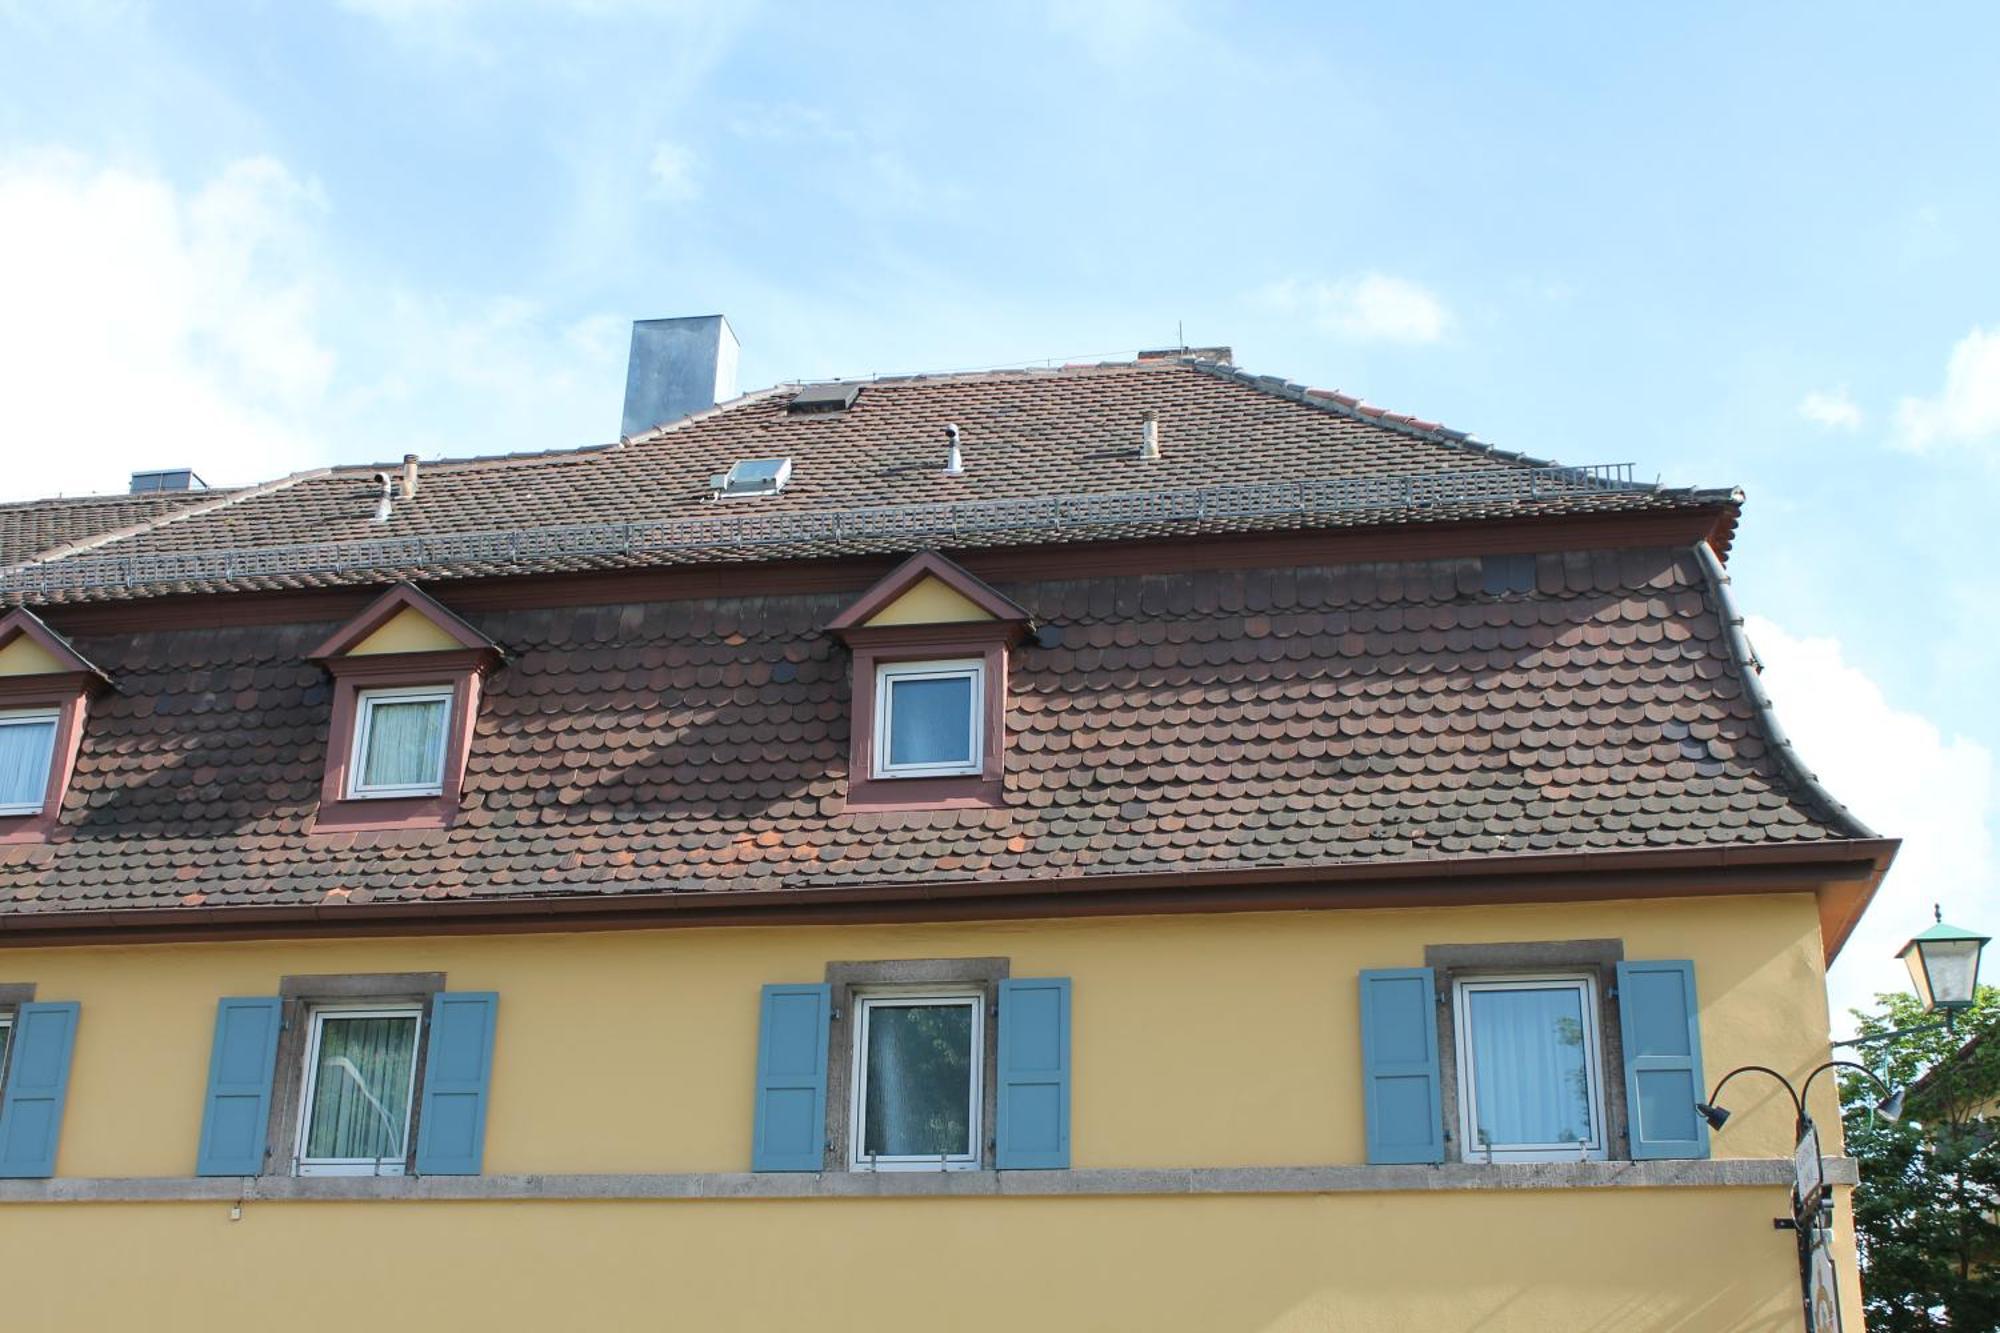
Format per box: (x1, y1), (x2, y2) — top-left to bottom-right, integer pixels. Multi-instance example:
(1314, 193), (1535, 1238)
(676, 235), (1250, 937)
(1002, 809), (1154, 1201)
(943, 424), (964, 476)
(1177, 320), (1185, 351)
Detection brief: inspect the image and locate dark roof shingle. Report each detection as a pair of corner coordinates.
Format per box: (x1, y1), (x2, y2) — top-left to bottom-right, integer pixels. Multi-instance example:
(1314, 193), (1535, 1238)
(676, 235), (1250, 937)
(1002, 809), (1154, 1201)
(0, 359), (1736, 602)
(0, 545), (1854, 918)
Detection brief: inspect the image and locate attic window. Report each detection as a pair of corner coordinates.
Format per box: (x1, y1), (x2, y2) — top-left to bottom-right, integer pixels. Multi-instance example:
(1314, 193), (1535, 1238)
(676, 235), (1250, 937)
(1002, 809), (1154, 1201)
(788, 383), (861, 414)
(711, 457), (794, 498)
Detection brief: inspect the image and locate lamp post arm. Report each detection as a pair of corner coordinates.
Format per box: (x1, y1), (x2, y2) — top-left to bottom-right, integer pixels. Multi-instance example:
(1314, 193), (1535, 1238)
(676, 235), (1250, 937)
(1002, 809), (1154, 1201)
(1702, 1064), (1804, 1130)
(1831, 1016), (1956, 1048)
(1798, 1060), (1894, 1119)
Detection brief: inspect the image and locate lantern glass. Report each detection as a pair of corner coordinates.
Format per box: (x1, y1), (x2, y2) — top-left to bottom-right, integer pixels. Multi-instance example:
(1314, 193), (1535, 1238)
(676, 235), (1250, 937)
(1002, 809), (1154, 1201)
(1898, 920), (1989, 1014)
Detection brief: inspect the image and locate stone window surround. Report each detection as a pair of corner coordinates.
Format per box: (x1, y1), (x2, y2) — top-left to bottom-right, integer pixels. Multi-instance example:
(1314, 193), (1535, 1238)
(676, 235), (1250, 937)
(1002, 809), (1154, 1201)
(821, 957), (1010, 1172)
(1423, 939), (1631, 1165)
(262, 972), (445, 1179)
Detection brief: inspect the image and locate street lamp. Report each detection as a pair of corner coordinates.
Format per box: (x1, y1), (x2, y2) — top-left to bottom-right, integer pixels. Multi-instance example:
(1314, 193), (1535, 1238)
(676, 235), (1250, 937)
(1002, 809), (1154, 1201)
(1831, 904), (1990, 1050)
(1898, 907), (1990, 1015)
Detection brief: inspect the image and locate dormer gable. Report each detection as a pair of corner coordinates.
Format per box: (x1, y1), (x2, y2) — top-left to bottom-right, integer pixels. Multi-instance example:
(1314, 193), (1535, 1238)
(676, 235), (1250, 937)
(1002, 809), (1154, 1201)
(307, 584), (499, 834)
(826, 553), (1028, 814)
(309, 583), (500, 665)
(827, 552), (1032, 643)
(0, 608), (109, 844)
(0, 608), (110, 689)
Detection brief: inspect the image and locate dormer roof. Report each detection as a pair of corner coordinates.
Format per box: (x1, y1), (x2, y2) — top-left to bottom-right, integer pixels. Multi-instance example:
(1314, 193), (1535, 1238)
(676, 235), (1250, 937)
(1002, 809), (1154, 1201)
(308, 583), (500, 664)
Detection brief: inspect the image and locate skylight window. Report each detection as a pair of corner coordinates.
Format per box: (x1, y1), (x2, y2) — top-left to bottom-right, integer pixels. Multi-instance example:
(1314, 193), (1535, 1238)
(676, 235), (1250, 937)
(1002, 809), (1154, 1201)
(788, 382), (860, 413)
(710, 457), (794, 498)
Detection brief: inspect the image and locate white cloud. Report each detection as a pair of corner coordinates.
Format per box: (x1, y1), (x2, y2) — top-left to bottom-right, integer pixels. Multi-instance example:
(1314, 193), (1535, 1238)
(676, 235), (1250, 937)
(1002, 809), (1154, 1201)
(0, 150), (634, 503)
(1797, 387), (1862, 432)
(0, 152), (335, 500)
(1745, 615), (1998, 1024)
(1261, 273), (1452, 344)
(1894, 325), (2000, 453)
(647, 140), (700, 203)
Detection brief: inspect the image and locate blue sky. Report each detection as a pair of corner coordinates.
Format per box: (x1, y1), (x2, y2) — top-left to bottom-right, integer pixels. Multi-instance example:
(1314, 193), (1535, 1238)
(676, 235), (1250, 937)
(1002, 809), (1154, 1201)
(2, 1), (1994, 1016)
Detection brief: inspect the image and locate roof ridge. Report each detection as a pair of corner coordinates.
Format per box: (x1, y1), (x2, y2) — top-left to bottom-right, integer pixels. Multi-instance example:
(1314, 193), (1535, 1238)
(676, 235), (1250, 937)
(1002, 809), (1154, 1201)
(0, 488), (239, 512)
(0, 468), (336, 576)
(1184, 358), (1570, 470)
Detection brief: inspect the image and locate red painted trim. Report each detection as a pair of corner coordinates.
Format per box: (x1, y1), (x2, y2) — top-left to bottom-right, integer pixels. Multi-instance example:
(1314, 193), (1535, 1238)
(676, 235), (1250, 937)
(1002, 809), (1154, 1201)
(0, 678), (92, 845)
(0, 839), (1898, 960)
(840, 635), (1010, 813)
(307, 583), (498, 660)
(310, 654), (488, 833)
(825, 551), (1032, 631)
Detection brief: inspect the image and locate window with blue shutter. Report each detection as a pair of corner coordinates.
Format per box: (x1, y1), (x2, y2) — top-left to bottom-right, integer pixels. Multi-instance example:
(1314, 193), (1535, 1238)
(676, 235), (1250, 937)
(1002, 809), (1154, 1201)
(413, 991), (499, 1175)
(0, 1001), (81, 1178)
(195, 997), (283, 1176)
(996, 977), (1070, 1169)
(752, 984), (830, 1172)
(1359, 968), (1444, 1165)
(1616, 960), (1709, 1160)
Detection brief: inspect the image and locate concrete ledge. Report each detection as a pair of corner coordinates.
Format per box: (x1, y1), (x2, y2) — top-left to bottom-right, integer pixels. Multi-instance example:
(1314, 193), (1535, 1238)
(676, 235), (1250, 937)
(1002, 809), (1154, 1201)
(0, 1157), (1857, 1204)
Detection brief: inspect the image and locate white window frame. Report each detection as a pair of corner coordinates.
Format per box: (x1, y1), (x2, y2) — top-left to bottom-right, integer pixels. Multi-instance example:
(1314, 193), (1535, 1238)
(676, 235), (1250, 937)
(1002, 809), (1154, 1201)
(1453, 972), (1609, 1163)
(293, 1003), (423, 1177)
(0, 707), (61, 816)
(848, 989), (983, 1172)
(872, 658), (984, 780)
(346, 686), (454, 799)
(0, 1013), (12, 1094)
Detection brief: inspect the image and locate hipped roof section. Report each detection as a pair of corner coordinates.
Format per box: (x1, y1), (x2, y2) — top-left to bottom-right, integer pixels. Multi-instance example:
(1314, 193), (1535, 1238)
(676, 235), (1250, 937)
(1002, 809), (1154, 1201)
(0, 356), (1742, 604)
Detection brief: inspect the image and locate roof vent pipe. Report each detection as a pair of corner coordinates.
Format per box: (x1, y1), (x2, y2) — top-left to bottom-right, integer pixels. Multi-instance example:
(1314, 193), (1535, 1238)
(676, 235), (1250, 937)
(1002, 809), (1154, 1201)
(943, 424), (964, 476)
(402, 454), (420, 499)
(1140, 409), (1161, 460)
(370, 472), (395, 524)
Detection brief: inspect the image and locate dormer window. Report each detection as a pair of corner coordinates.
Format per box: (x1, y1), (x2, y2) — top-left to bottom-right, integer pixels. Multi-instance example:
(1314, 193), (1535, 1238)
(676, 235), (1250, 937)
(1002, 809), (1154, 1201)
(0, 608), (111, 844)
(0, 709), (60, 815)
(349, 687), (454, 799)
(826, 552), (1032, 812)
(307, 584), (502, 833)
(874, 659), (984, 778)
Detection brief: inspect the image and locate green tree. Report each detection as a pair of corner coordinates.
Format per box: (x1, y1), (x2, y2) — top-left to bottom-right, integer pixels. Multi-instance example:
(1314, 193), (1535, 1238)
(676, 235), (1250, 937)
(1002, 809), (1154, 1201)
(1840, 985), (2000, 1331)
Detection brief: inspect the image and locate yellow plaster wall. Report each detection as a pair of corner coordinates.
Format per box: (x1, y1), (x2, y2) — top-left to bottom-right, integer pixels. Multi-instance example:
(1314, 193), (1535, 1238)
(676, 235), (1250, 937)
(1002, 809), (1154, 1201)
(17, 892), (1839, 1179)
(0, 890), (1865, 1329)
(0, 635), (67, 676)
(346, 607), (462, 655)
(862, 576), (995, 626)
(0, 1188), (1834, 1332)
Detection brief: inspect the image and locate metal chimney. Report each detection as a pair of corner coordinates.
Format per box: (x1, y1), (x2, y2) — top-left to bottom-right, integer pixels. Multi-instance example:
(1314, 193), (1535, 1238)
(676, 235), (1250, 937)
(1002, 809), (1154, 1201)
(620, 315), (740, 438)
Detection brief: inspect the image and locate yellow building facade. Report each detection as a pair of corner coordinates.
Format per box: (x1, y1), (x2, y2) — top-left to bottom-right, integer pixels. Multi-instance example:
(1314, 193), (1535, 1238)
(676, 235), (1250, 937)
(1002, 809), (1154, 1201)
(2, 891), (1865, 1330)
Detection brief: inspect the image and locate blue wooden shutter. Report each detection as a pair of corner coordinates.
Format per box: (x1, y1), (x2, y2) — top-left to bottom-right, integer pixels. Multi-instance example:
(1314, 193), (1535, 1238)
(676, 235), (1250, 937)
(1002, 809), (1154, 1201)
(0, 1001), (81, 1178)
(1617, 960), (1709, 1160)
(997, 977), (1071, 1169)
(1360, 968), (1444, 1165)
(195, 997), (283, 1176)
(414, 991), (499, 1176)
(751, 984), (829, 1172)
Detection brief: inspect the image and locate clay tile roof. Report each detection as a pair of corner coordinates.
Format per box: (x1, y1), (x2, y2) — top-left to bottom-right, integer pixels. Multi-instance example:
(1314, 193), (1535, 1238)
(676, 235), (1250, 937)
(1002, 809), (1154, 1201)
(0, 489), (238, 567)
(0, 357), (1740, 604)
(0, 544), (1869, 920)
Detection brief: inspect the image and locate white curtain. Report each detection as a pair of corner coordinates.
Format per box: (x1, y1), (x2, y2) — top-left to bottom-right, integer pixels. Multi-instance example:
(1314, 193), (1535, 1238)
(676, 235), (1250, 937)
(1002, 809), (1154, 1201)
(0, 716), (57, 809)
(305, 1015), (418, 1161)
(361, 699), (447, 789)
(1467, 986), (1593, 1148)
